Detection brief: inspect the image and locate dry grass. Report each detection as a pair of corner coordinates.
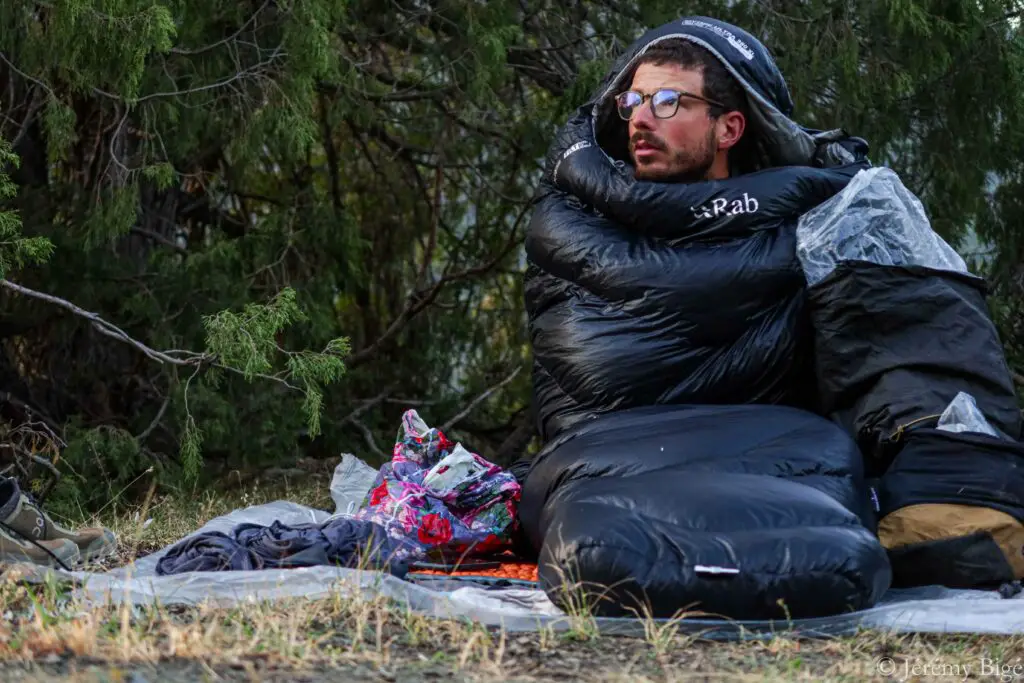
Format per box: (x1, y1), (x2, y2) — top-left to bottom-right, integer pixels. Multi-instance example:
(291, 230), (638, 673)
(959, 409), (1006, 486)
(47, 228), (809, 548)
(2, 470), (1023, 682)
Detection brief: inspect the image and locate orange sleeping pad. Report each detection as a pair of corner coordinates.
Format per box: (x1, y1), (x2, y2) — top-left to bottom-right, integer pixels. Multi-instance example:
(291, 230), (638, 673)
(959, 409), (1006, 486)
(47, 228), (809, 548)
(408, 552), (539, 583)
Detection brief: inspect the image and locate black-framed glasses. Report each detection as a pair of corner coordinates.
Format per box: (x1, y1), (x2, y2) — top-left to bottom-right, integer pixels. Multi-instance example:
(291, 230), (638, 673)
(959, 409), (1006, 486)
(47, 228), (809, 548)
(615, 88), (724, 121)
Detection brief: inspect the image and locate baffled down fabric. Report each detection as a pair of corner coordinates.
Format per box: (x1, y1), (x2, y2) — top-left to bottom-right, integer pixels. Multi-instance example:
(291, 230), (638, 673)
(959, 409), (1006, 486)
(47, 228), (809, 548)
(519, 404), (892, 620)
(523, 16), (873, 445)
(524, 116), (868, 443)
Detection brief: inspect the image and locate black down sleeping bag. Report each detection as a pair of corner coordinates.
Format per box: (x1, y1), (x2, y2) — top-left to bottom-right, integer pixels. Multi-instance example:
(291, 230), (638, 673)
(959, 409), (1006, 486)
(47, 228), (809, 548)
(518, 404), (892, 619)
(521, 17), (893, 619)
(524, 17), (873, 444)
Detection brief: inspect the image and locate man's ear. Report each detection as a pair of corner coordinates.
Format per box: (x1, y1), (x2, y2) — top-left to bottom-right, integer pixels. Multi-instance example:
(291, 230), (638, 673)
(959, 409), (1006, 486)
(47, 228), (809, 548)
(717, 111), (746, 151)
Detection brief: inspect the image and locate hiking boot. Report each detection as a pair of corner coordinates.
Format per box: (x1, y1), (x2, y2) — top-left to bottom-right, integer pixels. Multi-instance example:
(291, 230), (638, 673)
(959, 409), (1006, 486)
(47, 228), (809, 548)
(0, 477), (117, 563)
(0, 525), (80, 568)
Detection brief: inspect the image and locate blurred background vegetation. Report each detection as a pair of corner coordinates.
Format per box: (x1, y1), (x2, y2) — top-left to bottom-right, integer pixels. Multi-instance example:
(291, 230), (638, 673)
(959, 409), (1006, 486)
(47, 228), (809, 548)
(1, 0), (1022, 512)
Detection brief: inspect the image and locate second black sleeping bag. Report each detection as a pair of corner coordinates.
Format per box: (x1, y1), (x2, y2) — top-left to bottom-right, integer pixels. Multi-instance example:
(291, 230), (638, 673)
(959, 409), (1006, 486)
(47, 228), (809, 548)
(518, 403), (892, 620)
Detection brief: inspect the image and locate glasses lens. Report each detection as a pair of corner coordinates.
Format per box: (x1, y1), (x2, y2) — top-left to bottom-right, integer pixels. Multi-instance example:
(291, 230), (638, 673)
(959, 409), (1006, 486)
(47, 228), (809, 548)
(652, 90), (680, 118)
(616, 91), (642, 120)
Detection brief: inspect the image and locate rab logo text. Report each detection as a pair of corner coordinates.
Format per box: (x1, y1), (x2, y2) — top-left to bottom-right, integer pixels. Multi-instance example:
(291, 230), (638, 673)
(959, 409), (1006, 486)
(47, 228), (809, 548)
(552, 140), (592, 183)
(562, 140), (592, 158)
(691, 192), (759, 220)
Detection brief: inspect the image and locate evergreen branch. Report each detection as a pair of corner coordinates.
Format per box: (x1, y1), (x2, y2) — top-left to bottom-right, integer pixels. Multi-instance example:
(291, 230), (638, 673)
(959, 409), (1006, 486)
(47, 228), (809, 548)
(751, 0), (820, 24)
(0, 279), (205, 367)
(440, 366), (523, 434)
(217, 363), (303, 392)
(1013, 369), (1024, 388)
(1, 276), (304, 392)
(168, 0), (273, 55)
(0, 278), (338, 479)
(432, 100), (527, 155)
(91, 47), (286, 104)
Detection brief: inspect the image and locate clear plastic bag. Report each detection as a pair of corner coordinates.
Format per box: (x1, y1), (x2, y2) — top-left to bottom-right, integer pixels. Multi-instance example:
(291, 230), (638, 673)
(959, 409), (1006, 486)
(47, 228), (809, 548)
(422, 444), (491, 497)
(936, 392), (1001, 439)
(796, 167), (968, 286)
(329, 452), (379, 517)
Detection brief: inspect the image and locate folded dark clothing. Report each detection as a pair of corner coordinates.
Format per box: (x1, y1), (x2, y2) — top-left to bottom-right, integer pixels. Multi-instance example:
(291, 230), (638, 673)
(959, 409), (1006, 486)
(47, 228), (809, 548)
(234, 518), (411, 570)
(156, 516), (413, 577)
(154, 530), (262, 574)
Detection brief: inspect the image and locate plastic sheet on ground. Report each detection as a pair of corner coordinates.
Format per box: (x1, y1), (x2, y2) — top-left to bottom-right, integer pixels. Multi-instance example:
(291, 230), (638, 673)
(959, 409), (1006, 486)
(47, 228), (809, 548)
(16, 500), (1024, 640)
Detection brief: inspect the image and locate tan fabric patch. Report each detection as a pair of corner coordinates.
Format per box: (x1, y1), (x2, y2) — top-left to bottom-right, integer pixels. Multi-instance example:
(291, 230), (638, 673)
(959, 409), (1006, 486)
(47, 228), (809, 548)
(878, 503), (1024, 577)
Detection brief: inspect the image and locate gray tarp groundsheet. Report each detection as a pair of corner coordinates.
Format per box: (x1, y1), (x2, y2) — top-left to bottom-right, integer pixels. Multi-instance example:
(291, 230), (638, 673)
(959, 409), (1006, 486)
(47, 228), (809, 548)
(17, 455), (1024, 640)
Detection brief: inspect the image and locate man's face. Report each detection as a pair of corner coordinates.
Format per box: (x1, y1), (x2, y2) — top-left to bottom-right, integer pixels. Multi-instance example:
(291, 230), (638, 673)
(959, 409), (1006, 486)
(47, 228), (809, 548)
(626, 63), (719, 182)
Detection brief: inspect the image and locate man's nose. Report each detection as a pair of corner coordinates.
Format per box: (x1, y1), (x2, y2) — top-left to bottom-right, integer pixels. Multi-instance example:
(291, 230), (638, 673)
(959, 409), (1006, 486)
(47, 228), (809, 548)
(631, 99), (656, 130)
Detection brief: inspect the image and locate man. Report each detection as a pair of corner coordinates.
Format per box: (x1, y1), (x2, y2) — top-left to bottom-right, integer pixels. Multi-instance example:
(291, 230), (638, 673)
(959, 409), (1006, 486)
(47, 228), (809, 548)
(518, 16), (1024, 622)
(515, 16), (888, 617)
(523, 17), (864, 446)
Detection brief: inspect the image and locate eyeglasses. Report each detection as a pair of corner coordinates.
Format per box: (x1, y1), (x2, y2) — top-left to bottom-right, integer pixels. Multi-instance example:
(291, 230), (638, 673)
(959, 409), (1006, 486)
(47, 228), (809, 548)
(614, 88), (724, 121)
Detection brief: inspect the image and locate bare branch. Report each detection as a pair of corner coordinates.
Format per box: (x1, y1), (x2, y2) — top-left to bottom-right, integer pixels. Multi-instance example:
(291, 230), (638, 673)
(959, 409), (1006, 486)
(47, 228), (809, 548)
(0, 391), (61, 435)
(0, 52), (55, 97)
(383, 397), (439, 406)
(441, 366), (523, 433)
(494, 411), (536, 463)
(91, 47), (286, 105)
(0, 279), (204, 367)
(344, 209), (526, 370)
(339, 382), (400, 425)
(8, 88), (44, 149)
(134, 391), (172, 442)
(130, 226), (189, 255)
(351, 418), (387, 459)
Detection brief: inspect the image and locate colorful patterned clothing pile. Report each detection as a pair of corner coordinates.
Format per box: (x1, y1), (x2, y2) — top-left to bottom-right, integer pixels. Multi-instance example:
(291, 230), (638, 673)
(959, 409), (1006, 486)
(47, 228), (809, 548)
(352, 410), (522, 561)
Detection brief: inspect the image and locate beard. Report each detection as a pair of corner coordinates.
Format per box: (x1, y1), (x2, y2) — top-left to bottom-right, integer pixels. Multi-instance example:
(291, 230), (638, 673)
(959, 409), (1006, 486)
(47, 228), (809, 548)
(631, 127), (717, 183)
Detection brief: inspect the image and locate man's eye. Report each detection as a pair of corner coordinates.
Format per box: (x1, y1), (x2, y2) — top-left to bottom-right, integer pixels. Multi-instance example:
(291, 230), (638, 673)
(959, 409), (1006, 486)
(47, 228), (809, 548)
(653, 92), (679, 114)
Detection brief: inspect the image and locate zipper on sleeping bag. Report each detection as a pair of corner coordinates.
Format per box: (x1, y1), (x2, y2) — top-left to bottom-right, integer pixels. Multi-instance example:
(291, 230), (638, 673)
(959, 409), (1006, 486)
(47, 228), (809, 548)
(861, 413), (941, 480)
(887, 413), (942, 444)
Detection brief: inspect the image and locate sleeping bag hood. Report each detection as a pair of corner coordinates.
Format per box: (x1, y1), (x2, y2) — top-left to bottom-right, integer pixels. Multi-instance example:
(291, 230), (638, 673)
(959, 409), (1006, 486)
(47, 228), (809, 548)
(524, 16), (869, 442)
(589, 16), (867, 173)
